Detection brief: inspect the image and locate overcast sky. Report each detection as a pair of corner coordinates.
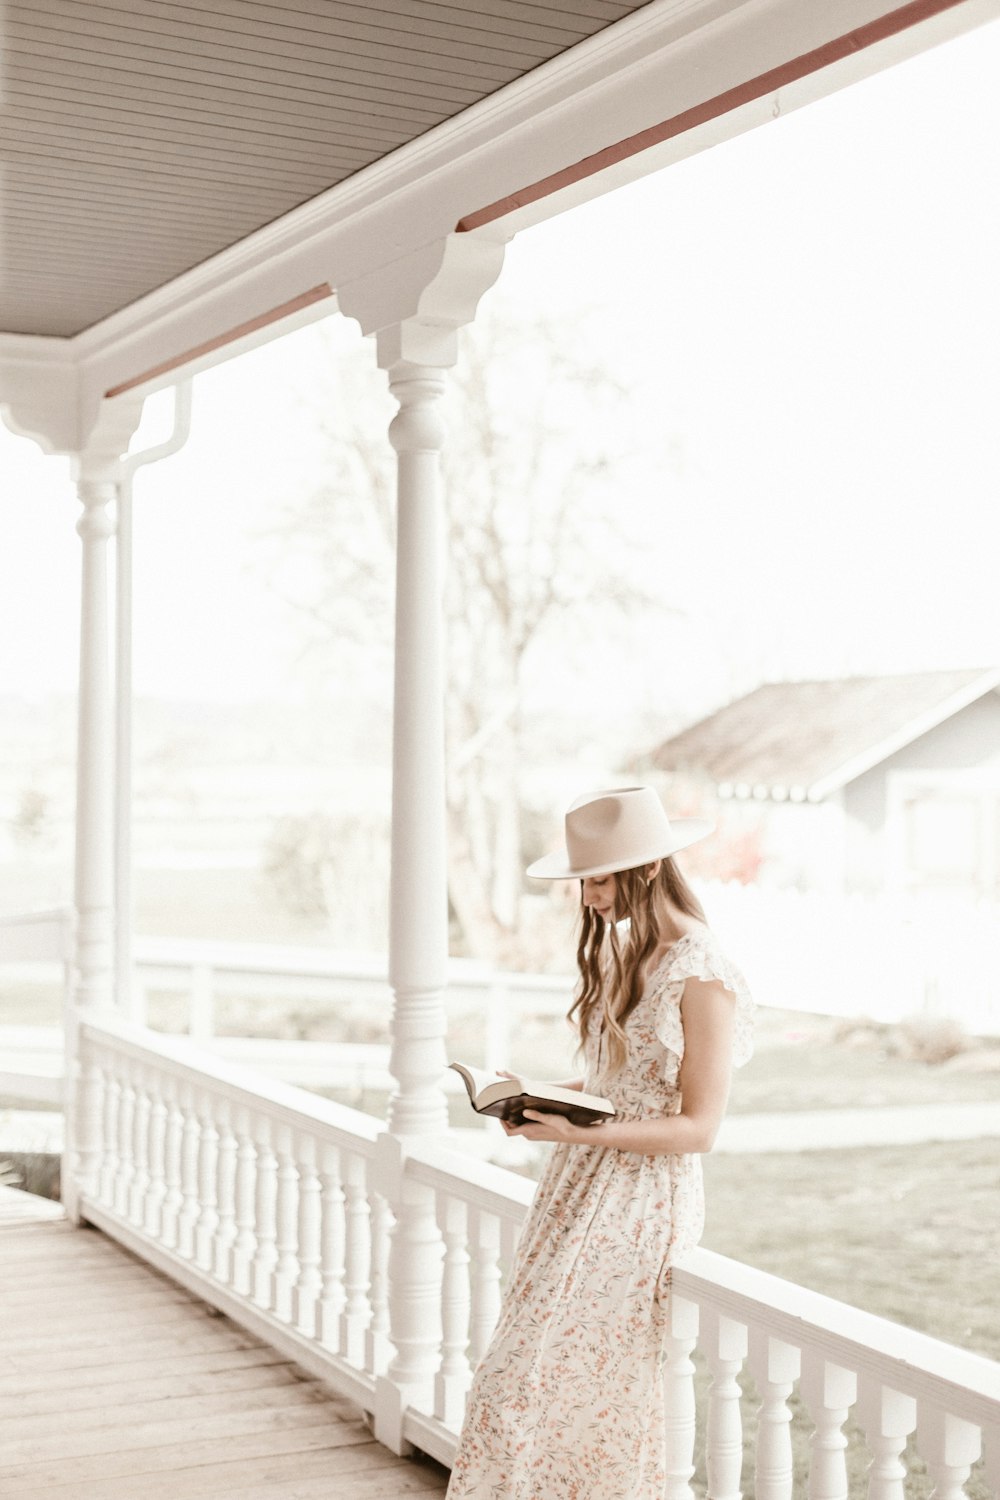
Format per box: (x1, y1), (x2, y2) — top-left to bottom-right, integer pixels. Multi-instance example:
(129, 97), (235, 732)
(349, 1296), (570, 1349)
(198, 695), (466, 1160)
(2, 16), (998, 723)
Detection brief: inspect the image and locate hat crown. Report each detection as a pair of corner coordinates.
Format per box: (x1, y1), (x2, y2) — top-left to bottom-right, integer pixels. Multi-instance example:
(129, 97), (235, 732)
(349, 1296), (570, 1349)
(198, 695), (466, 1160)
(525, 785), (712, 880)
(565, 786), (675, 873)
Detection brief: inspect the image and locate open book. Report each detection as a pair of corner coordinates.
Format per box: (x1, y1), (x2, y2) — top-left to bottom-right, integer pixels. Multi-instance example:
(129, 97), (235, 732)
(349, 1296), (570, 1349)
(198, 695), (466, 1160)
(449, 1062), (615, 1127)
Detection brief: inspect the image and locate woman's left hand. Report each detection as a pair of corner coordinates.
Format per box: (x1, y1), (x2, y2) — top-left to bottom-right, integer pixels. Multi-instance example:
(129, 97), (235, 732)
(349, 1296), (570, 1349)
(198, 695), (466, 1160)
(501, 1110), (591, 1144)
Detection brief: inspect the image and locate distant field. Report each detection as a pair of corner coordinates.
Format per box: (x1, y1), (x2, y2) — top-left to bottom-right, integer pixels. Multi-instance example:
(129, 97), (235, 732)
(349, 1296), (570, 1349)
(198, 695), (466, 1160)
(0, 862), (371, 946)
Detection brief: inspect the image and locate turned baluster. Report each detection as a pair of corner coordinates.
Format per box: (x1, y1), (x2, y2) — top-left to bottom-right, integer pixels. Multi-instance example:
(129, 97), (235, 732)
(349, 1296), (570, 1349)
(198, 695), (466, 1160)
(194, 1090), (220, 1271)
(367, 1191), (394, 1378)
(114, 1062), (136, 1217)
(271, 1123), (299, 1320)
(434, 1192), (471, 1426)
(704, 1309), (748, 1500)
(339, 1151), (373, 1366)
(176, 1083), (201, 1260)
(213, 1100), (238, 1283)
(230, 1105), (258, 1294)
(129, 1063), (152, 1226)
(160, 1076), (185, 1249)
(857, 1380), (916, 1500)
(981, 1423), (999, 1500)
(917, 1405), (981, 1500)
(747, 1329), (801, 1500)
(801, 1356), (857, 1500)
(318, 1141), (346, 1350)
(292, 1133), (322, 1337)
(252, 1118), (279, 1310)
(75, 1054), (105, 1203)
(144, 1073), (168, 1237)
(99, 1059), (121, 1205)
(663, 1292), (700, 1500)
(468, 1208), (502, 1366)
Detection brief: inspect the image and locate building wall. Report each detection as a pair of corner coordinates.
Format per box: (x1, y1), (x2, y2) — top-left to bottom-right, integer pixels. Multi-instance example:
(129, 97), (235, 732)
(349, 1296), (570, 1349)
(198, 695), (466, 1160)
(756, 796), (846, 893)
(843, 690), (1000, 892)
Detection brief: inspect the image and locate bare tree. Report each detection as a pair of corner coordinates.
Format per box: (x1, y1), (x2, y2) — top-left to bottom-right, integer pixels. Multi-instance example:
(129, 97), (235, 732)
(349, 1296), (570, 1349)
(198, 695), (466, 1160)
(267, 302), (667, 961)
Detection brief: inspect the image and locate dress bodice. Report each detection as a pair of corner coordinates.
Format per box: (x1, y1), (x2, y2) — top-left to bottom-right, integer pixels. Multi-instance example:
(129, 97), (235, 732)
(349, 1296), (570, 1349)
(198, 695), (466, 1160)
(583, 926), (754, 1119)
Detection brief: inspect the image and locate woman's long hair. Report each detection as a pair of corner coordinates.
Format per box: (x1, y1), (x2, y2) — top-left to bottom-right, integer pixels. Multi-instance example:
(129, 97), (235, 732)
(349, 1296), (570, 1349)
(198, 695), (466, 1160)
(569, 857), (707, 1076)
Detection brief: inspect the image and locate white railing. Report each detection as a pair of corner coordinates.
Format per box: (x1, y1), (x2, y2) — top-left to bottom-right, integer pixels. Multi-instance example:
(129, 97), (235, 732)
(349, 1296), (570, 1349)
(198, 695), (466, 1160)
(70, 1010), (1000, 1490)
(72, 1011), (532, 1464)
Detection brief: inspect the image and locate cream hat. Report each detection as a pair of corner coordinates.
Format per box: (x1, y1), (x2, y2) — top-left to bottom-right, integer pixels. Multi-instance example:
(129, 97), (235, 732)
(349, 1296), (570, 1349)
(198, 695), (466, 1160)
(526, 786), (712, 880)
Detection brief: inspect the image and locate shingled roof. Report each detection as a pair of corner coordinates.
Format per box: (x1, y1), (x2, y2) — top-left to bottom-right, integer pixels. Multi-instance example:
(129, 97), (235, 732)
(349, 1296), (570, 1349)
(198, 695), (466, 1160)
(648, 668), (1000, 803)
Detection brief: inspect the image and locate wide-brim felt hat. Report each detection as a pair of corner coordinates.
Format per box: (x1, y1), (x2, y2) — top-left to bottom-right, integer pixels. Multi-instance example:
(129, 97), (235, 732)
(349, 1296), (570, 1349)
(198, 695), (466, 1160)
(526, 785), (713, 880)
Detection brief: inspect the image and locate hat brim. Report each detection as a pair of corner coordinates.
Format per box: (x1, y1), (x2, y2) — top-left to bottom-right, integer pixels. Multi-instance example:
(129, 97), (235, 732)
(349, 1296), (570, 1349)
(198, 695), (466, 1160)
(526, 818), (714, 880)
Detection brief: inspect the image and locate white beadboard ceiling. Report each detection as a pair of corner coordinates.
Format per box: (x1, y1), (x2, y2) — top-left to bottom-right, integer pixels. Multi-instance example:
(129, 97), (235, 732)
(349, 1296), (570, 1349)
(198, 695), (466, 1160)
(0, 0), (650, 338)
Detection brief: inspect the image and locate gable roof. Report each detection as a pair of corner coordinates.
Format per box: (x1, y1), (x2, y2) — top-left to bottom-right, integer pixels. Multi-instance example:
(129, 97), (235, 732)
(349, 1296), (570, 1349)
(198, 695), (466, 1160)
(648, 667), (1000, 803)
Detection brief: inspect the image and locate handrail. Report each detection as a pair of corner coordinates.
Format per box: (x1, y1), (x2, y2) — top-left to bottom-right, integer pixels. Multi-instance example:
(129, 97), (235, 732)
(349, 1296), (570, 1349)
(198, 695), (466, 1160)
(405, 1137), (536, 1217)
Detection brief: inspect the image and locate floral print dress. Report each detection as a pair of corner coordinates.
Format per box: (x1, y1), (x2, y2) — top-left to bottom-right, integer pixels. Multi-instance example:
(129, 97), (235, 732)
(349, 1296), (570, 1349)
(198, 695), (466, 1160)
(445, 925), (754, 1500)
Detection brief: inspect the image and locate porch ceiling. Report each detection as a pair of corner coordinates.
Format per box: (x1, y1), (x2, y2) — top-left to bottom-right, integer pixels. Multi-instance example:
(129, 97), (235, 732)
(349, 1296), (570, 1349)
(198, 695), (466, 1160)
(0, 0), (648, 339)
(1, 0), (996, 453)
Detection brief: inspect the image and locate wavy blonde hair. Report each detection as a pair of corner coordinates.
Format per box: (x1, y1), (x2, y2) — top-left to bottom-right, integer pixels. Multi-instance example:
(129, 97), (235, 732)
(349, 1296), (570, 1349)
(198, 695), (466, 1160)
(568, 858), (707, 1076)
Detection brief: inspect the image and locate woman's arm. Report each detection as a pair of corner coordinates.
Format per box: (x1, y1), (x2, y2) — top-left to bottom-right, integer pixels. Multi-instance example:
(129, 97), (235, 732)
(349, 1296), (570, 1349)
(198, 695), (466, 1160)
(507, 978), (736, 1154)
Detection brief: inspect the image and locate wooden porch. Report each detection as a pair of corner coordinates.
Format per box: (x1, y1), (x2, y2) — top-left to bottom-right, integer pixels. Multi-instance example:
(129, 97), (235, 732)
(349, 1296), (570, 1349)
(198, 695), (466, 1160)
(0, 1186), (450, 1499)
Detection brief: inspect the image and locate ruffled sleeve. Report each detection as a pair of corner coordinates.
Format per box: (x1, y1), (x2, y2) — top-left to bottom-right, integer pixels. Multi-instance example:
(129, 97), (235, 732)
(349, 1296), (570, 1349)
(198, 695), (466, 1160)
(651, 929), (754, 1069)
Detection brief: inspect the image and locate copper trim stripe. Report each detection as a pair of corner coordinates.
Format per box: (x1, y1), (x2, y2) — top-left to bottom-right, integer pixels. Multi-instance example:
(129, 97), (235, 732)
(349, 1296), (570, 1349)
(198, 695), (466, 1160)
(105, 283), (335, 398)
(456, 0), (970, 232)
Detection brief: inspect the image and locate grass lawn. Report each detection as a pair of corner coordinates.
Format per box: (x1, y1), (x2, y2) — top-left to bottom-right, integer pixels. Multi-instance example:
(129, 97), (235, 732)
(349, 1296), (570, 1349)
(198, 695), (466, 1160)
(702, 1139), (1000, 1359)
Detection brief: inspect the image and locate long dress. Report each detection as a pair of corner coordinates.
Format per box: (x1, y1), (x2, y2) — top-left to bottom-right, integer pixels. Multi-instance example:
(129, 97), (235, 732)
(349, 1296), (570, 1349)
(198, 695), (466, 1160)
(445, 925), (754, 1500)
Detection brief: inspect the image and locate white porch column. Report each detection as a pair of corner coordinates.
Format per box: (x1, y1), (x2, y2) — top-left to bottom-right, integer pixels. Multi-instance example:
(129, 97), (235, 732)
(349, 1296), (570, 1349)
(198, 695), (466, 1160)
(339, 232), (508, 1456)
(384, 355), (451, 1141)
(72, 468), (118, 1016)
(64, 396), (145, 1221)
(372, 342), (452, 1455)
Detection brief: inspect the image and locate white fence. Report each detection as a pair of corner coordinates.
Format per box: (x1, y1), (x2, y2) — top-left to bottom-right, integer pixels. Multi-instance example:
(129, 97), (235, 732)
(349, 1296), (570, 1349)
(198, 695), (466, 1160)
(129, 884), (1000, 1042)
(701, 880), (1000, 1035)
(5, 882), (1000, 1108)
(0, 906), (71, 1104)
(73, 1012), (1000, 1488)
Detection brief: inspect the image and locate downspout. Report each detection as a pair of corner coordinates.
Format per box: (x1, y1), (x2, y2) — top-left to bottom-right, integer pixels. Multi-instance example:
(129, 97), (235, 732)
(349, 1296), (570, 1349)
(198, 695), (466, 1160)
(115, 382), (193, 1020)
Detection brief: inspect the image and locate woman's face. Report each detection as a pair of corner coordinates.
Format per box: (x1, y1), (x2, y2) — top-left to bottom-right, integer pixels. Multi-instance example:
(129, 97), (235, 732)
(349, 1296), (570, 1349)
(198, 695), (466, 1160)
(581, 873), (616, 922)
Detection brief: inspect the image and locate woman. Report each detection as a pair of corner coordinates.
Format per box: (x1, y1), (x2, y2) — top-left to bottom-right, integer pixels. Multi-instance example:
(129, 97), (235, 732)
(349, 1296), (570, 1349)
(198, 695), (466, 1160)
(445, 785), (753, 1500)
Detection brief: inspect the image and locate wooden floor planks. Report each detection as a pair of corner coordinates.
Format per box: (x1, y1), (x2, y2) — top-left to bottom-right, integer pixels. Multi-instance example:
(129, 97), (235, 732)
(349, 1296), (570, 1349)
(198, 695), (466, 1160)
(0, 1187), (450, 1498)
